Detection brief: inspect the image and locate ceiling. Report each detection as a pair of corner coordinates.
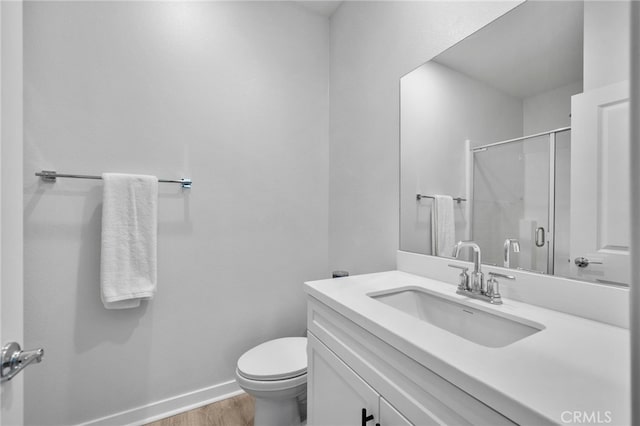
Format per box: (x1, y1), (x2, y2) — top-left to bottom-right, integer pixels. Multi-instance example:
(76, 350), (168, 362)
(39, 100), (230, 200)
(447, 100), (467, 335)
(434, 1), (584, 99)
(294, 1), (343, 18)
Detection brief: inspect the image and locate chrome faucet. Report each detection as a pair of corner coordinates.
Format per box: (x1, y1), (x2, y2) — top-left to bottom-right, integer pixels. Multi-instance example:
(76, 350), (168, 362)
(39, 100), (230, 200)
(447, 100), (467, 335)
(503, 238), (520, 268)
(449, 240), (516, 304)
(451, 241), (484, 293)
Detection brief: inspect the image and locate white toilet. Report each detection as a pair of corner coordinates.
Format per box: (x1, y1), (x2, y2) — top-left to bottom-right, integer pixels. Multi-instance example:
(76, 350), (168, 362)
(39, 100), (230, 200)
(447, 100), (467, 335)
(235, 337), (308, 426)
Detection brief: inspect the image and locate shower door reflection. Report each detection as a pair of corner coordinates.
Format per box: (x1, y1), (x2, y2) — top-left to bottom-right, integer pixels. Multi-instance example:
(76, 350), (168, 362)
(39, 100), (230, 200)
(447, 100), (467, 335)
(472, 133), (557, 274)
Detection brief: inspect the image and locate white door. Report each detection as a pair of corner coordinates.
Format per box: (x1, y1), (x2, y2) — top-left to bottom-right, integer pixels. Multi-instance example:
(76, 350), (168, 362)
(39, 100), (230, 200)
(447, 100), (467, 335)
(0, 2), (24, 425)
(570, 80), (630, 285)
(307, 334), (379, 426)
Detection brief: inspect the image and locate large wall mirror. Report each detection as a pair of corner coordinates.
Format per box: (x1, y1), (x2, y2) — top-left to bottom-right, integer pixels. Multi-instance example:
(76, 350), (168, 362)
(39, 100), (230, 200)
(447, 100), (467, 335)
(400, 1), (631, 286)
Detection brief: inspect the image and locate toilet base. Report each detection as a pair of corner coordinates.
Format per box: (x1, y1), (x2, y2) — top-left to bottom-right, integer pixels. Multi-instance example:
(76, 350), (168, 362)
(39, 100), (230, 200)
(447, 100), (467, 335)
(254, 396), (301, 426)
(237, 377), (307, 426)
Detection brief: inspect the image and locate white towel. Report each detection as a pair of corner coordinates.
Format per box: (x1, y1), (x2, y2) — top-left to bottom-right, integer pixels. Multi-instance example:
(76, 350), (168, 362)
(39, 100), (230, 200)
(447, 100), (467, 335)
(431, 195), (455, 257)
(100, 173), (158, 309)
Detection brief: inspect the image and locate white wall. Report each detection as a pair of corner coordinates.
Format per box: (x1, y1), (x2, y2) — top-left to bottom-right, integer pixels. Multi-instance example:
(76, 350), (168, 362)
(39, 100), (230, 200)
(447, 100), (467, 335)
(400, 62), (522, 256)
(629, 4), (640, 423)
(523, 80), (583, 135)
(329, 0), (522, 275)
(23, 2), (329, 424)
(583, 0), (630, 91)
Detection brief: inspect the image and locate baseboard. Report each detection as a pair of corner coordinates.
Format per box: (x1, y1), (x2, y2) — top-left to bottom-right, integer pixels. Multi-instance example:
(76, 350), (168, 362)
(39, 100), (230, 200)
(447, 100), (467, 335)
(78, 379), (243, 426)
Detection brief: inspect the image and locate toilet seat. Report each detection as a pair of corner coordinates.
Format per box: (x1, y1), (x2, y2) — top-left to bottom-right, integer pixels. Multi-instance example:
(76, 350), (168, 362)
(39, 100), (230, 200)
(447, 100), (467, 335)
(237, 337), (307, 381)
(235, 368), (307, 393)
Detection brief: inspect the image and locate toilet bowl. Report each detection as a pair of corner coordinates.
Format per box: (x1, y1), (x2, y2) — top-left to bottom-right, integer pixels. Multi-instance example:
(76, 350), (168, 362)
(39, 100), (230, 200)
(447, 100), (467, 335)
(235, 337), (307, 426)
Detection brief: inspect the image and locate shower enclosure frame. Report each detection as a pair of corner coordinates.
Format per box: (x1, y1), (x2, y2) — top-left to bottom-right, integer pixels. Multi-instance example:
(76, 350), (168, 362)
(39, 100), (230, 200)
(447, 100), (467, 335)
(469, 126), (570, 275)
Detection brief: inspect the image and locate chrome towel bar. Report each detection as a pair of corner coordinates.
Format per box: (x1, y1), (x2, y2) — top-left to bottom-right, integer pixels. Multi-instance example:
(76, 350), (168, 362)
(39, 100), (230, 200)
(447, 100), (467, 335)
(35, 170), (192, 188)
(416, 194), (466, 203)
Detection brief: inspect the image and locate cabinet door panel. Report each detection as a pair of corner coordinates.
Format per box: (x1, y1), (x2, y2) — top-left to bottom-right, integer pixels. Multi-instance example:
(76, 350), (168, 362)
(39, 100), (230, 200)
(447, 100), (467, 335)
(380, 397), (413, 426)
(308, 333), (379, 426)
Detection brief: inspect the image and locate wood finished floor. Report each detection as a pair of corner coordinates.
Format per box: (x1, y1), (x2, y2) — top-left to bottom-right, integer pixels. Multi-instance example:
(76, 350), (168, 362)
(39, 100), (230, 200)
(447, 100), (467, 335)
(145, 393), (254, 426)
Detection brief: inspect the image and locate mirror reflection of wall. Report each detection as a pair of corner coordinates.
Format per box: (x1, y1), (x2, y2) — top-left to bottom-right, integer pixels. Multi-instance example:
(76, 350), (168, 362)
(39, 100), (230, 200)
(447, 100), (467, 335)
(400, 0), (630, 286)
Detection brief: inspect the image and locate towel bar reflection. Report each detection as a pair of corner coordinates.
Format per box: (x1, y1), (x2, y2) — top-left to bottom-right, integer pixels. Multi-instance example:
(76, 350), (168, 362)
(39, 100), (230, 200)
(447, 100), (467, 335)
(35, 170), (192, 188)
(416, 194), (466, 203)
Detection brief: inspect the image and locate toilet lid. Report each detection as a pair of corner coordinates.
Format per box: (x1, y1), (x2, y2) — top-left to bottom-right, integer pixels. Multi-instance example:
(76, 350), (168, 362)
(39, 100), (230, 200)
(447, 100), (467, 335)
(237, 337), (307, 381)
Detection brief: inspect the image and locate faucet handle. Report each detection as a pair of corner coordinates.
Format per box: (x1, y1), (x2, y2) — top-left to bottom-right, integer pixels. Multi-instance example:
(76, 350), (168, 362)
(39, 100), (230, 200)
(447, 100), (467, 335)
(486, 272), (515, 304)
(488, 271), (515, 280)
(448, 264), (470, 291)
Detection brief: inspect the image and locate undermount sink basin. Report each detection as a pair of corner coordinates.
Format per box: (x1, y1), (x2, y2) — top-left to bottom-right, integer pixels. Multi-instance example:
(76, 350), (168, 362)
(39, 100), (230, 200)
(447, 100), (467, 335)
(370, 287), (544, 348)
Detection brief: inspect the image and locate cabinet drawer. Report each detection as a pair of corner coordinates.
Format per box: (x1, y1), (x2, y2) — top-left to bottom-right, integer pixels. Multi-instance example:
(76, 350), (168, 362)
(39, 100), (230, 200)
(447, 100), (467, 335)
(308, 297), (516, 426)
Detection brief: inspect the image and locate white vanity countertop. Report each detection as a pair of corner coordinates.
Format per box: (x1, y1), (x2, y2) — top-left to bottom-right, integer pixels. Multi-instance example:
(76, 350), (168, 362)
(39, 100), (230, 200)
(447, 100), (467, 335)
(304, 270), (630, 426)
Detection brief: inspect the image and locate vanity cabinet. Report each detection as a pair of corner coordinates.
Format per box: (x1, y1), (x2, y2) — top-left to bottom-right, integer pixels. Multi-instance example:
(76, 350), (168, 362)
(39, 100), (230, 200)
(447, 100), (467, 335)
(306, 297), (516, 426)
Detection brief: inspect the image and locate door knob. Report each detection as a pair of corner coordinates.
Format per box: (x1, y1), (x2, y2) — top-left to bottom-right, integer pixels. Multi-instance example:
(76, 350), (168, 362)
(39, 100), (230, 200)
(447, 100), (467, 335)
(574, 257), (603, 268)
(1, 342), (44, 382)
